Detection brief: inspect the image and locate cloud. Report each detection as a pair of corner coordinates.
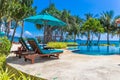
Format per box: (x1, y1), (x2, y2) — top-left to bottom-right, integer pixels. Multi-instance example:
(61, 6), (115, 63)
(9, 29), (20, 37)
(24, 31), (32, 37)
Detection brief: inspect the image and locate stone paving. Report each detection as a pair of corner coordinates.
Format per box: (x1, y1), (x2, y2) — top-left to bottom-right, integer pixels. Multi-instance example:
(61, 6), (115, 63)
(7, 49), (120, 80)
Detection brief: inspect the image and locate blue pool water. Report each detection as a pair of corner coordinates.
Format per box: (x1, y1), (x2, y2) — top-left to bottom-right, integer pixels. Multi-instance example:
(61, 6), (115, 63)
(68, 46), (120, 55)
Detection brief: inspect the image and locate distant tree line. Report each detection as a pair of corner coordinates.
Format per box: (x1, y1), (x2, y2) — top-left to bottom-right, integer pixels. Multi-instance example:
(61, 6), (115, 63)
(36, 4), (120, 45)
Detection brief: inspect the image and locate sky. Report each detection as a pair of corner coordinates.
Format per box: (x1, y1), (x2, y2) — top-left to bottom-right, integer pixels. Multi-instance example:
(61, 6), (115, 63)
(14, 0), (120, 40)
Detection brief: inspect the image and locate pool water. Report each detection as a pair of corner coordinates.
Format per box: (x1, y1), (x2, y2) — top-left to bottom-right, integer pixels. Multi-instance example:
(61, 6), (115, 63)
(68, 46), (120, 55)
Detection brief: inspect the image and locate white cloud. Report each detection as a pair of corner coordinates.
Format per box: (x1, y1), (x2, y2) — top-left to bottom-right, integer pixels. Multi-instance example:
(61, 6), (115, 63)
(9, 29), (20, 37)
(24, 31), (32, 37)
(24, 31), (32, 36)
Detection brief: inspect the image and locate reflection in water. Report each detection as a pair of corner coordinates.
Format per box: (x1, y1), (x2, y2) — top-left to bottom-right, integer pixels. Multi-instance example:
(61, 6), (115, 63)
(119, 48), (120, 53)
(107, 46), (109, 53)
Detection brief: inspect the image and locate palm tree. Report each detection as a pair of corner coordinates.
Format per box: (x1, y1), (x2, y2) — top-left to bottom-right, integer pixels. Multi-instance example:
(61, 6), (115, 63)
(85, 13), (93, 20)
(40, 4), (62, 43)
(100, 11), (114, 45)
(68, 16), (82, 42)
(84, 13), (93, 44)
(0, 0), (9, 32)
(100, 11), (120, 45)
(60, 9), (71, 41)
(81, 18), (103, 45)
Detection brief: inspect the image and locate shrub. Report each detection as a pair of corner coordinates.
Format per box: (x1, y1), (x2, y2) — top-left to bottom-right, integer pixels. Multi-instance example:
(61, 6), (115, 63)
(0, 68), (34, 80)
(0, 68), (15, 80)
(0, 37), (11, 56)
(99, 44), (115, 46)
(47, 42), (67, 49)
(66, 42), (78, 46)
(0, 55), (6, 70)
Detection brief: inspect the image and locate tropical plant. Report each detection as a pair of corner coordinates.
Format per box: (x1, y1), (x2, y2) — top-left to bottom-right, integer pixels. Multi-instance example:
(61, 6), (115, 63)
(0, 55), (6, 70)
(47, 42), (67, 49)
(99, 10), (120, 45)
(59, 9), (71, 41)
(7, 0), (36, 43)
(0, 37), (11, 55)
(0, 68), (15, 80)
(66, 42), (78, 46)
(67, 16), (81, 42)
(0, 68), (35, 80)
(39, 4), (62, 43)
(81, 18), (103, 45)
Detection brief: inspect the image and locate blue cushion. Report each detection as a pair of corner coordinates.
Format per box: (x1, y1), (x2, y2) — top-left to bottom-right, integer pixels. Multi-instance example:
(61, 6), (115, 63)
(19, 37), (33, 51)
(27, 38), (63, 54)
(27, 38), (43, 50)
(41, 50), (63, 54)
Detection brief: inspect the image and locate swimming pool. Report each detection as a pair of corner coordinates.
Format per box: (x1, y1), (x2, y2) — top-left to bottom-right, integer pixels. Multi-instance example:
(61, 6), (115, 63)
(68, 46), (120, 55)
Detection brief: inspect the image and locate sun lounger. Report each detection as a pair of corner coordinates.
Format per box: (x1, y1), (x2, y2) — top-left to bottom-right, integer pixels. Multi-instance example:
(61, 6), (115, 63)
(13, 37), (34, 58)
(24, 38), (63, 64)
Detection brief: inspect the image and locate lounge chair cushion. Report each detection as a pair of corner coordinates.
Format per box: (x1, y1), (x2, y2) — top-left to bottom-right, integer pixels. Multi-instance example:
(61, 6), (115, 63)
(27, 38), (63, 54)
(41, 49), (63, 54)
(19, 38), (33, 51)
(27, 38), (43, 50)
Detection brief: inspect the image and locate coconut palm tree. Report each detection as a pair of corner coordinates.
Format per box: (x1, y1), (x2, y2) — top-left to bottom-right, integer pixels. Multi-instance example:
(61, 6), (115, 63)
(68, 15), (83, 42)
(100, 11), (120, 45)
(60, 9), (71, 41)
(100, 11), (114, 45)
(0, 0), (9, 32)
(40, 4), (62, 43)
(81, 18), (103, 45)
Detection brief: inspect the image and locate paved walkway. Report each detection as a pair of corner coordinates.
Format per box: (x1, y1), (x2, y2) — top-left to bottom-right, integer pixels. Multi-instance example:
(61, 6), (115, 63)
(7, 49), (120, 80)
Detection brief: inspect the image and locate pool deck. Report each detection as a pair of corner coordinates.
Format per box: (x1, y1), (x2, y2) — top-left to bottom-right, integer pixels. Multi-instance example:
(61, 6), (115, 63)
(7, 44), (120, 80)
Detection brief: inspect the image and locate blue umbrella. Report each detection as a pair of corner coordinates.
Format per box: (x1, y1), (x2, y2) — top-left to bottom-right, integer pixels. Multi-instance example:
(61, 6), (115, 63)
(24, 12), (67, 43)
(24, 13), (66, 26)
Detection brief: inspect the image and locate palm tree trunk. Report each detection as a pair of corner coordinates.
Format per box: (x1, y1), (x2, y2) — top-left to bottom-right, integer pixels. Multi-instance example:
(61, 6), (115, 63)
(11, 21), (18, 43)
(46, 26), (52, 42)
(97, 33), (101, 45)
(4, 21), (8, 35)
(0, 25), (1, 32)
(74, 34), (76, 42)
(6, 21), (11, 37)
(90, 33), (94, 45)
(20, 21), (24, 37)
(107, 31), (110, 45)
(60, 29), (63, 41)
(86, 31), (90, 45)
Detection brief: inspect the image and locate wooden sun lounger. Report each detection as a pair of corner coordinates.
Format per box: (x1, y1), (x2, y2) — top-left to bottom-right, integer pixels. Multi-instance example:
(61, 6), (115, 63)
(13, 38), (34, 58)
(24, 38), (63, 64)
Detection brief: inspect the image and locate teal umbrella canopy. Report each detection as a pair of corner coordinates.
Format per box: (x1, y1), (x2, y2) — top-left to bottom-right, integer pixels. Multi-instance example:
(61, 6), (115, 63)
(24, 13), (66, 26)
(0, 31), (5, 36)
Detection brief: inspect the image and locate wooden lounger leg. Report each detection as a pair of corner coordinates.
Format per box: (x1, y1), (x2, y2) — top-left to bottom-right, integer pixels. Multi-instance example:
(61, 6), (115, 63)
(25, 58), (27, 61)
(19, 55), (21, 58)
(24, 54), (38, 64)
(56, 54), (59, 59)
(31, 59), (34, 64)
